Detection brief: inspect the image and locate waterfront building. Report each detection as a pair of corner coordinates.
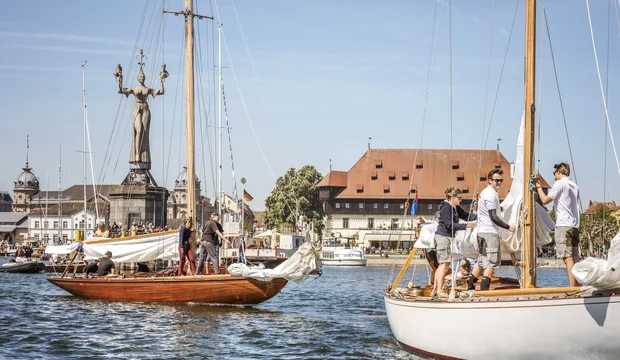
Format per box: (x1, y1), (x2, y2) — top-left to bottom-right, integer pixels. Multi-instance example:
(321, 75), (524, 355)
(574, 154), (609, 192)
(0, 212), (29, 244)
(12, 160), (40, 213)
(0, 192), (12, 212)
(318, 148), (516, 249)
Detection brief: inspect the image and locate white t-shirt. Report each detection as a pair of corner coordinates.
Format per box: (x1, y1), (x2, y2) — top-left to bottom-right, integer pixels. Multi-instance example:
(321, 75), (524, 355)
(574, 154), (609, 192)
(477, 185), (501, 234)
(547, 177), (580, 228)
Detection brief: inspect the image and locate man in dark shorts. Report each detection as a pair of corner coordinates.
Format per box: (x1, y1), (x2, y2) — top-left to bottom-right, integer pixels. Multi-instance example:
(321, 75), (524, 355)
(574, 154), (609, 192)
(195, 213), (228, 275)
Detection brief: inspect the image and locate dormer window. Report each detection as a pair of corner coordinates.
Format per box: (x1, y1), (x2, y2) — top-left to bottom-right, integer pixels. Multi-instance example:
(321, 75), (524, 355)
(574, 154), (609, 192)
(494, 162), (501, 169)
(452, 160), (460, 170)
(401, 171), (409, 181)
(383, 184), (390, 194)
(480, 175), (486, 181)
(416, 160), (423, 169)
(375, 160), (383, 169)
(388, 171), (396, 181)
(356, 184), (364, 194)
(371, 171), (378, 181)
(409, 188), (417, 195)
(456, 171), (465, 181)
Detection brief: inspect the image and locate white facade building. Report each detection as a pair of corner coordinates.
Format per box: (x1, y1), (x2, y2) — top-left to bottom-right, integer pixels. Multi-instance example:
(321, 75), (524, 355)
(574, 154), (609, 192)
(29, 209), (97, 244)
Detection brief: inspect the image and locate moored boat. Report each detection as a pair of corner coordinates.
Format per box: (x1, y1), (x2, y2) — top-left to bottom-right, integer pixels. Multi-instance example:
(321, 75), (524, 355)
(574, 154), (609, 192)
(0, 259), (45, 273)
(320, 246), (367, 266)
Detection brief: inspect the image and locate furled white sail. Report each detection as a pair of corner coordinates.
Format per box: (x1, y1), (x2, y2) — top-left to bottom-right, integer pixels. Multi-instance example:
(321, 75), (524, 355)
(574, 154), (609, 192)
(573, 232), (620, 290)
(83, 232), (180, 263)
(45, 243), (79, 255)
(499, 115), (553, 252)
(228, 242), (321, 282)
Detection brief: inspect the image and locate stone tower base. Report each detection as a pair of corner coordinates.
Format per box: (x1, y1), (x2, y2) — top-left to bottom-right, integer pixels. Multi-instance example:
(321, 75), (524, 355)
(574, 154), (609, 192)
(109, 185), (168, 228)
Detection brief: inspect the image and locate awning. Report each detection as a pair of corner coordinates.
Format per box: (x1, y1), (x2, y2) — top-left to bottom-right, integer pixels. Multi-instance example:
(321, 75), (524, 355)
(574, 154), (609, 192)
(0, 225), (16, 233)
(363, 234), (415, 242)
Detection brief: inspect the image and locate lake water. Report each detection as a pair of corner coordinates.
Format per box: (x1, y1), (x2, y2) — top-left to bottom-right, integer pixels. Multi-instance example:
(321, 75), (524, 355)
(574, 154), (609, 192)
(0, 259), (571, 359)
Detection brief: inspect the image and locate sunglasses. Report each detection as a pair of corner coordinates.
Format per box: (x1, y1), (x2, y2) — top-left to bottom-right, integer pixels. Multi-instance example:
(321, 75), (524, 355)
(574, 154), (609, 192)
(492, 178), (504, 183)
(456, 196), (463, 200)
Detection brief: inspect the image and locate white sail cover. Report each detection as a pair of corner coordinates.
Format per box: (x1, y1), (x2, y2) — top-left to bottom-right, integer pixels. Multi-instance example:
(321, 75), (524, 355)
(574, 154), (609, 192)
(228, 242), (321, 282)
(45, 243), (79, 255)
(414, 116), (553, 257)
(83, 232), (179, 263)
(573, 232), (620, 290)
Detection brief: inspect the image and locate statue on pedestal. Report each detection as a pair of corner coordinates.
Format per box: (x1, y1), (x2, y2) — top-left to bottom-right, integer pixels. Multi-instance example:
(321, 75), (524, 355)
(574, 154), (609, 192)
(114, 49), (168, 185)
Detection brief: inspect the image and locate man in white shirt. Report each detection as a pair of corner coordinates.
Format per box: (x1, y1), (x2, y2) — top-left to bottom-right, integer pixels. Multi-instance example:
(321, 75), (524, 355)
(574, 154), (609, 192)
(468, 169), (515, 291)
(536, 162), (581, 287)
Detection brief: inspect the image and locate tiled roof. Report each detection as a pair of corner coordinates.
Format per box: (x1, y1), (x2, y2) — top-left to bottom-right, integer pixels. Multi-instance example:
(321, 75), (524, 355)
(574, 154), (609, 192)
(320, 149), (550, 200)
(317, 171), (348, 187)
(33, 185), (112, 202)
(29, 203), (98, 217)
(0, 212), (28, 224)
(583, 201), (617, 215)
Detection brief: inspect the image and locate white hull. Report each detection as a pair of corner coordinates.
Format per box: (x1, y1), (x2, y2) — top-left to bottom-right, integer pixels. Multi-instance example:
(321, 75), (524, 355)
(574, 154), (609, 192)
(385, 291), (620, 359)
(321, 258), (367, 266)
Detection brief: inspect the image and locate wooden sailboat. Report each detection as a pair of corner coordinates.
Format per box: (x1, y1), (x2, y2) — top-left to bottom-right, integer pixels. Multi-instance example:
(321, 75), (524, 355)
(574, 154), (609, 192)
(384, 1), (620, 358)
(47, 0), (293, 304)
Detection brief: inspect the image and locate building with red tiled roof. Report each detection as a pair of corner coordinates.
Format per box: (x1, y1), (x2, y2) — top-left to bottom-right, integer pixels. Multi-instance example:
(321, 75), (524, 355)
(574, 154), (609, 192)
(582, 201), (618, 217)
(318, 148), (549, 247)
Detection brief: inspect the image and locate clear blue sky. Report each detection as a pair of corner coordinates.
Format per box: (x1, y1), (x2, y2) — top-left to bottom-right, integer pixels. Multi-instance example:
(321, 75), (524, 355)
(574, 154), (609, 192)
(1, 0), (619, 210)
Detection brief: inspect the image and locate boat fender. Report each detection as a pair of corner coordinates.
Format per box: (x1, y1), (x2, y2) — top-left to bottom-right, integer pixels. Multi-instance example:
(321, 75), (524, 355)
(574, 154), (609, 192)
(480, 276), (491, 291)
(279, 253), (285, 258)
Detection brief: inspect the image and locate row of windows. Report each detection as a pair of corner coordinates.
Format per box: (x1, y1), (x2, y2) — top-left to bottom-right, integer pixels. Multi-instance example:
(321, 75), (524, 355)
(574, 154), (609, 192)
(341, 217), (401, 230)
(335, 202), (434, 210)
(34, 221), (89, 229)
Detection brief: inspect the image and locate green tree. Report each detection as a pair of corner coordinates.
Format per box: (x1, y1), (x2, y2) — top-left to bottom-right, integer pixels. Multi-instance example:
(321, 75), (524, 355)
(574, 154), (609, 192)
(264, 165), (325, 233)
(579, 207), (619, 255)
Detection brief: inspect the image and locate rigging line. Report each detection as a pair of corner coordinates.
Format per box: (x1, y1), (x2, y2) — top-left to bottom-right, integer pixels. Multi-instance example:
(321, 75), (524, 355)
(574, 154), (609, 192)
(473, 0), (498, 201)
(543, 7), (580, 184)
(218, 27), (298, 219)
(229, 0), (277, 136)
(222, 80), (239, 202)
(405, 0), (445, 213)
(603, 0), (611, 238)
(481, 0), (520, 156)
(163, 32), (186, 191)
(97, 1), (151, 188)
(615, 0), (620, 36)
(536, 1), (546, 174)
(195, 13), (218, 200)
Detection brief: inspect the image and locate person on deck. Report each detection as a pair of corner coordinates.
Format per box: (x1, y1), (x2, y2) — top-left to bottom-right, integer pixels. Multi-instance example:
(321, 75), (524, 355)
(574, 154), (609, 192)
(432, 187), (477, 298)
(418, 212), (441, 285)
(468, 169), (515, 291)
(97, 251), (115, 276)
(536, 162), (582, 287)
(95, 221), (110, 238)
(195, 213), (228, 275)
(178, 218), (196, 276)
(83, 258), (100, 276)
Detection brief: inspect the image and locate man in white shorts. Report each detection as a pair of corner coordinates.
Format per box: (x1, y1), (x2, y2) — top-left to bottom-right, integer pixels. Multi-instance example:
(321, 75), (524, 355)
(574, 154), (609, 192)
(468, 169), (515, 291)
(536, 162), (581, 287)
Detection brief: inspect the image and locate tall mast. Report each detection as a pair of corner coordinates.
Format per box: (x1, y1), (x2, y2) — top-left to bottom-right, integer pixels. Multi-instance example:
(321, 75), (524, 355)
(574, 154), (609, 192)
(82, 62), (88, 238)
(45, 173), (48, 243)
(58, 144), (62, 244)
(185, 0), (197, 226)
(218, 25), (223, 216)
(522, 0), (537, 288)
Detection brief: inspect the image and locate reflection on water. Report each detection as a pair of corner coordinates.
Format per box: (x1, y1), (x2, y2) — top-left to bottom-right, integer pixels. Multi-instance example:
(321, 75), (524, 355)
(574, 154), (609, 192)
(0, 257), (571, 359)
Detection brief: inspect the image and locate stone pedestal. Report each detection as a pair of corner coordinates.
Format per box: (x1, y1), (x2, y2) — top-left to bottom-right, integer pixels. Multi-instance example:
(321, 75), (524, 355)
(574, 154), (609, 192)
(109, 185), (168, 228)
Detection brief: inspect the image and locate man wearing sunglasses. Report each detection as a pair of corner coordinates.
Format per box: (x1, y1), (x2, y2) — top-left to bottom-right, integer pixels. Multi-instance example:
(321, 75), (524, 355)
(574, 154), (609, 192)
(536, 162), (581, 287)
(468, 168), (515, 291)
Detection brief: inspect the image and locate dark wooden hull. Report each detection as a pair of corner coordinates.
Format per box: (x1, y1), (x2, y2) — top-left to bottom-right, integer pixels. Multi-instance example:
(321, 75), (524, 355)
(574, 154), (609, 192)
(47, 275), (288, 304)
(44, 264), (87, 273)
(0, 261), (45, 273)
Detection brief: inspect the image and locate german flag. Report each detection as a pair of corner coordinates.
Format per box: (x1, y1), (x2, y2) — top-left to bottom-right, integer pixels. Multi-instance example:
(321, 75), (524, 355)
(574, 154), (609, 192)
(243, 190), (253, 202)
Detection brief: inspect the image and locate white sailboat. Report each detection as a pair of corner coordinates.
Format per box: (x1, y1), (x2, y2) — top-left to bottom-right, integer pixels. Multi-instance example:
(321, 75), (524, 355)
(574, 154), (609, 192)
(384, 1), (620, 358)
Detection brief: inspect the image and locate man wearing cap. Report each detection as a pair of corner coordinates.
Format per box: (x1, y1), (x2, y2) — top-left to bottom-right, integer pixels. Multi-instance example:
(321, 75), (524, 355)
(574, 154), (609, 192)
(468, 169), (515, 291)
(195, 213), (228, 275)
(97, 251), (115, 276)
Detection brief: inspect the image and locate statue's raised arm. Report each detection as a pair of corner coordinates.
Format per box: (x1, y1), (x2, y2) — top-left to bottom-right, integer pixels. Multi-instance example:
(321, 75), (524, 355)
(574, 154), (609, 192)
(113, 64), (132, 97)
(151, 64), (169, 98)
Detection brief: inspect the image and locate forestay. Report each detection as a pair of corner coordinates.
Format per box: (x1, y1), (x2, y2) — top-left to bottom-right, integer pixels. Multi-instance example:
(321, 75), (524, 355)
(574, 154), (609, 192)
(83, 232), (179, 263)
(228, 242), (321, 282)
(573, 232), (620, 290)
